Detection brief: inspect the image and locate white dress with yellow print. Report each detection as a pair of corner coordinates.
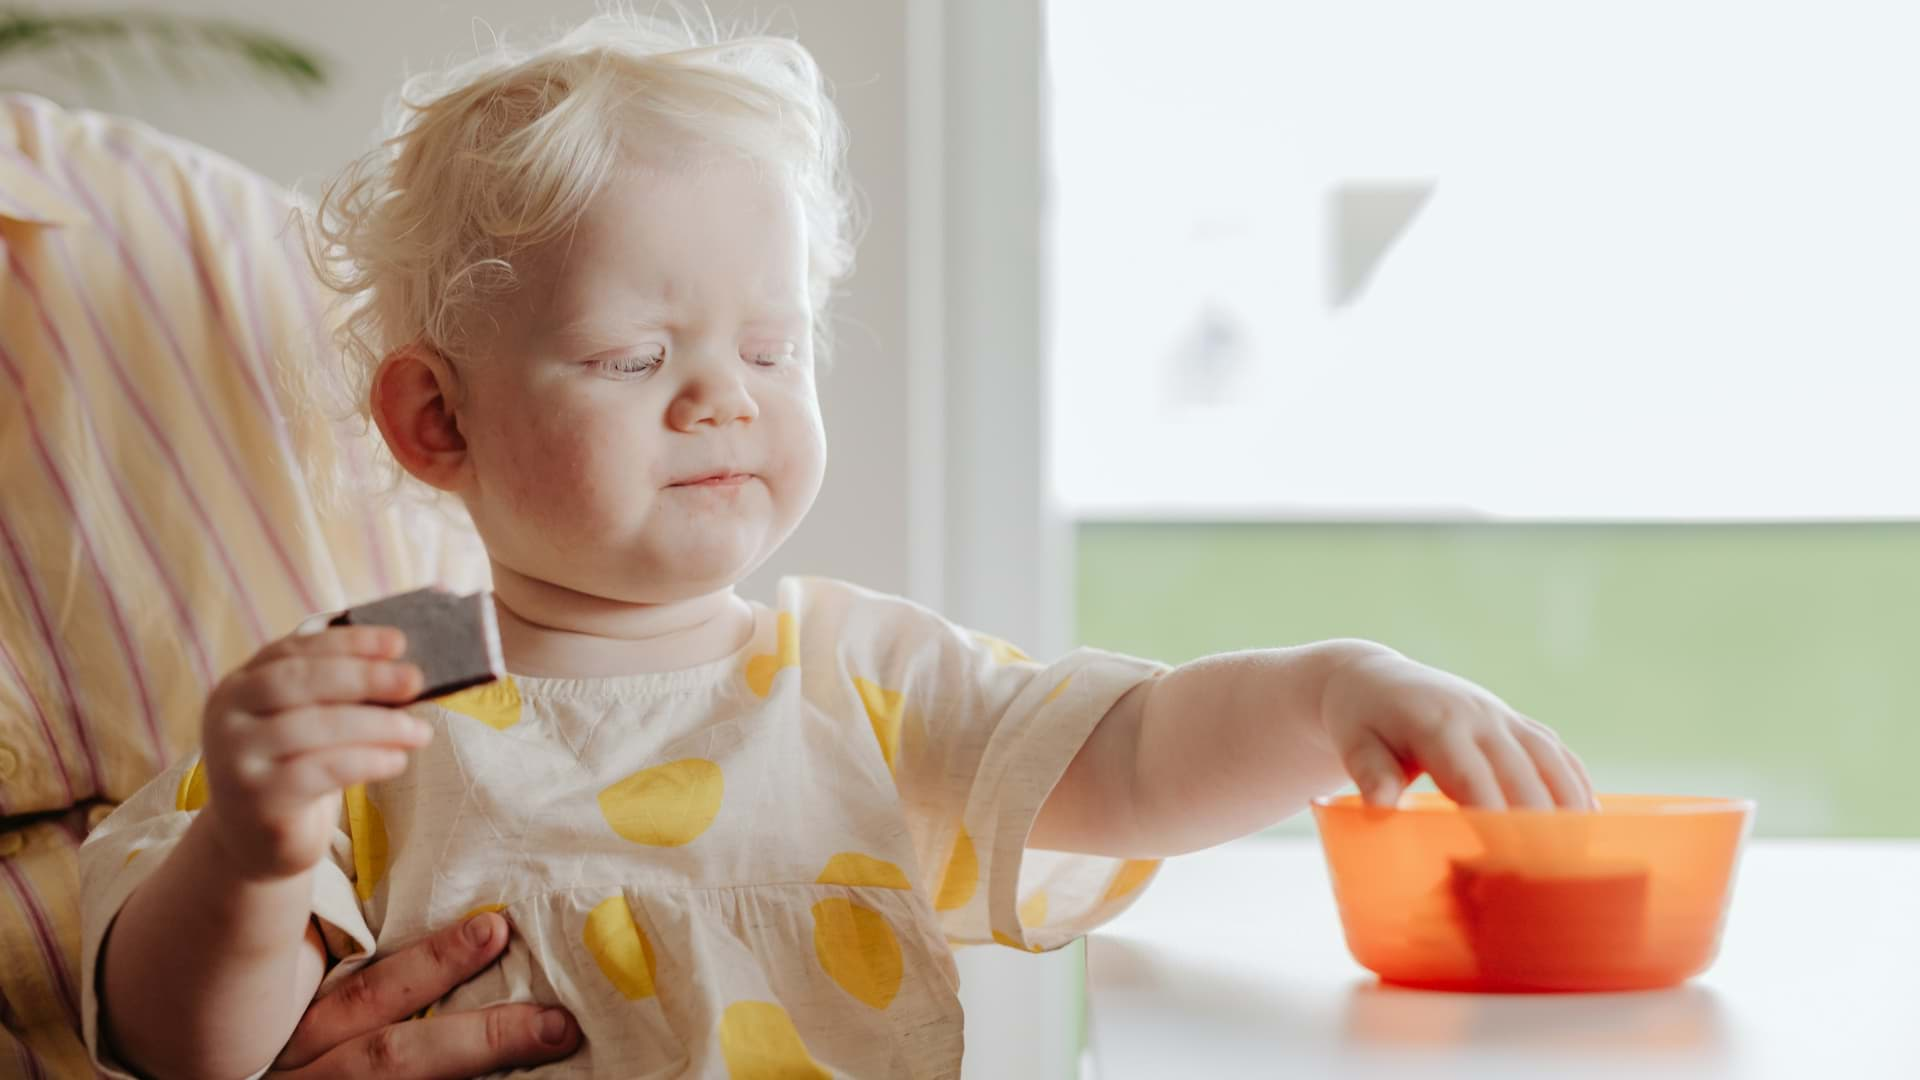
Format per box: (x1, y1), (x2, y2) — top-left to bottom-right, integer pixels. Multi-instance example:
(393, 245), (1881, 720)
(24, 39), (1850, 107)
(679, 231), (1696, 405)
(78, 576), (1166, 1078)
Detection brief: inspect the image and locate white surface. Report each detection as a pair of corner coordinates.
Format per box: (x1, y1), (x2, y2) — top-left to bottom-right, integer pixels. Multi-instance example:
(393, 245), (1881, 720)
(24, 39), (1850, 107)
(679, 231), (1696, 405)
(1086, 838), (1920, 1079)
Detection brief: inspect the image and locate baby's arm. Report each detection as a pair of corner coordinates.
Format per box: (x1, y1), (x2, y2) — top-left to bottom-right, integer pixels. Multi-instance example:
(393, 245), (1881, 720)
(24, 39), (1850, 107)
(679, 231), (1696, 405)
(99, 818), (330, 1078)
(98, 625), (429, 1079)
(1030, 641), (1596, 857)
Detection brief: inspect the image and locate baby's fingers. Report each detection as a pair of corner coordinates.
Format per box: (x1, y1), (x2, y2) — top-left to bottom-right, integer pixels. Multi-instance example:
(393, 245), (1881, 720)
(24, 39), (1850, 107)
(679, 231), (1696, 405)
(272, 745), (414, 802)
(1480, 732), (1556, 810)
(1418, 731), (1509, 811)
(244, 707), (433, 764)
(230, 657), (423, 713)
(1339, 730), (1413, 808)
(255, 625), (407, 665)
(1514, 719), (1600, 811)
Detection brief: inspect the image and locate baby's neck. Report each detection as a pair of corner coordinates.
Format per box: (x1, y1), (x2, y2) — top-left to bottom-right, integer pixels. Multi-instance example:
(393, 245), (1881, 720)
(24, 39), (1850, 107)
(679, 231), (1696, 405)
(487, 567), (757, 679)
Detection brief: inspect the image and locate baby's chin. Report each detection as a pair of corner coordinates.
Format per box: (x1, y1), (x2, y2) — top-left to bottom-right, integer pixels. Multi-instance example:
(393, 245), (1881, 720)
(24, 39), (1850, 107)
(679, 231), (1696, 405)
(478, 489), (809, 603)
(539, 536), (780, 605)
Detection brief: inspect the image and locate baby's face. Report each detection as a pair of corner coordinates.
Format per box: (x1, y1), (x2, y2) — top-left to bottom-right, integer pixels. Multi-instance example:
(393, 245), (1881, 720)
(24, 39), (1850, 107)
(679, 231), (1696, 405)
(454, 157), (826, 604)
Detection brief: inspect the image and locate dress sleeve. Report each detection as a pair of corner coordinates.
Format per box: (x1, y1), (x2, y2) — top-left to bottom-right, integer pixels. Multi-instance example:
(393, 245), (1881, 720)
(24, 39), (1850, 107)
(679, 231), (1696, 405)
(77, 749), (374, 1079)
(781, 576), (1168, 953)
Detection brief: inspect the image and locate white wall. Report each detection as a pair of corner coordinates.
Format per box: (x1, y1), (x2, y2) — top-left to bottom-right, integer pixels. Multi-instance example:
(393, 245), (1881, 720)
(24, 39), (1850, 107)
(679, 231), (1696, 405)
(15, 0), (916, 604)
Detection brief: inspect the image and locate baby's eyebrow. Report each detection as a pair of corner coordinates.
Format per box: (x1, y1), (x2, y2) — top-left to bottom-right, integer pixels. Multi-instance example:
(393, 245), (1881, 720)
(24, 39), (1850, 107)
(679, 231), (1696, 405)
(536, 306), (676, 340)
(541, 305), (809, 340)
(741, 305), (811, 328)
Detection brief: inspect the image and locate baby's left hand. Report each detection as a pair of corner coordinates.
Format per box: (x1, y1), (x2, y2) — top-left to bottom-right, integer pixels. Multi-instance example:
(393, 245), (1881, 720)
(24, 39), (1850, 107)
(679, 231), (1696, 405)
(1319, 646), (1598, 811)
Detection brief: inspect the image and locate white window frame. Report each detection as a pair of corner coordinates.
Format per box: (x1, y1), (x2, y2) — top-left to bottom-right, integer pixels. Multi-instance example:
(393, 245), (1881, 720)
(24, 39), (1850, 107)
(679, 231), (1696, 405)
(908, 1), (1083, 1077)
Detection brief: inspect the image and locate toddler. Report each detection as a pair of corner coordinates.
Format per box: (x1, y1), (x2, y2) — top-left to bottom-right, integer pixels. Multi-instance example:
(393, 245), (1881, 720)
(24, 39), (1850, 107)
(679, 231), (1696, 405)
(79, 10), (1597, 1079)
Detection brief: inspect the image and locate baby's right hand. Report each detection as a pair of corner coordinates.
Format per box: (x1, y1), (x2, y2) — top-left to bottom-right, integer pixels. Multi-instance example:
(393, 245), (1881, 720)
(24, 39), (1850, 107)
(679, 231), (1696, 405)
(197, 625), (432, 883)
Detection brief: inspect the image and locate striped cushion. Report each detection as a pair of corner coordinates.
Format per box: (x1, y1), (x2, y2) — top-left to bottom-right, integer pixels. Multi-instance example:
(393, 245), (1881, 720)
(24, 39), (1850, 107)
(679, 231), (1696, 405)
(0, 92), (488, 1064)
(0, 810), (91, 1077)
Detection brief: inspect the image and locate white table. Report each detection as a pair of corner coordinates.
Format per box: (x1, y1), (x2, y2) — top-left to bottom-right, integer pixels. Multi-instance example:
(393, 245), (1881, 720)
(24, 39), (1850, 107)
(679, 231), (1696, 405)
(1085, 839), (1920, 1079)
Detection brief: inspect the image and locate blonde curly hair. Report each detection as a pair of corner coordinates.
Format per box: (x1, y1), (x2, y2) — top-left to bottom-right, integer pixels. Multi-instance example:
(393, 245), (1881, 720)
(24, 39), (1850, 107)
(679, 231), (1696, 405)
(305, 5), (856, 442)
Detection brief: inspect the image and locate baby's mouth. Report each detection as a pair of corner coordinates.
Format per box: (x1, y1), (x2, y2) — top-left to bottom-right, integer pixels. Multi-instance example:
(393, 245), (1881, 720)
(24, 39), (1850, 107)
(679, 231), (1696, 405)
(669, 471), (756, 488)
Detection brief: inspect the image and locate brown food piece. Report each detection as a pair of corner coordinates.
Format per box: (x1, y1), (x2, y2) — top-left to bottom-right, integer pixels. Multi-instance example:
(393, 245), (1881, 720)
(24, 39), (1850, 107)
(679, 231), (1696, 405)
(330, 588), (504, 703)
(1449, 857), (1651, 990)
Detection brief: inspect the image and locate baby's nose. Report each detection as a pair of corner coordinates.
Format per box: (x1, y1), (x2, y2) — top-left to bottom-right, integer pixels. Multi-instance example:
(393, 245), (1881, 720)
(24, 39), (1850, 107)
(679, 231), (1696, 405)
(668, 371), (759, 429)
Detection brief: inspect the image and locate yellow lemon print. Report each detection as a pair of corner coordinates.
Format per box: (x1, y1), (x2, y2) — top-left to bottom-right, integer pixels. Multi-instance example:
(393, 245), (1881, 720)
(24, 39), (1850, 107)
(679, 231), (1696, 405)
(992, 891), (1052, 952)
(597, 758), (724, 846)
(933, 827), (978, 912)
(1102, 859), (1160, 904)
(991, 930), (1046, 952)
(433, 677), (521, 731)
(343, 784), (387, 902)
(973, 633), (1033, 665)
(1019, 890), (1049, 928)
(1042, 677), (1073, 705)
(583, 893), (658, 1000)
(812, 898), (904, 1009)
(175, 758), (209, 812)
(745, 612), (799, 698)
(852, 677), (903, 772)
(817, 852), (911, 890)
(719, 1001), (832, 1080)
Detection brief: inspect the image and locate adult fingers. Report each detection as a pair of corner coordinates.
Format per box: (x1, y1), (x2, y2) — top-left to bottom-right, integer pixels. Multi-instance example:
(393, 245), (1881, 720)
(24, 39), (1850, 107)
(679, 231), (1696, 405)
(272, 1004), (580, 1079)
(274, 914), (522, 1071)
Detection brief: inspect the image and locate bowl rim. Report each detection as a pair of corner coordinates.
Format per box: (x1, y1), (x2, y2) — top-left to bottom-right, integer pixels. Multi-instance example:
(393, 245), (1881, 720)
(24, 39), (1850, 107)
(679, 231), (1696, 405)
(1310, 792), (1757, 817)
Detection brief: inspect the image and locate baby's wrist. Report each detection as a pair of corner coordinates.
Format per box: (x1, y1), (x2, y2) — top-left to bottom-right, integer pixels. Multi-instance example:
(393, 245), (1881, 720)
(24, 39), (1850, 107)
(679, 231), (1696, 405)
(126, 812), (322, 969)
(189, 805), (320, 889)
(1301, 640), (1399, 730)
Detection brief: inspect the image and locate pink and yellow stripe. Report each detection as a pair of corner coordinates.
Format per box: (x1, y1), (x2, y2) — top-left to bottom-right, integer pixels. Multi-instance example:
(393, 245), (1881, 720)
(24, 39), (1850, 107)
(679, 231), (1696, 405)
(0, 92), (488, 1067)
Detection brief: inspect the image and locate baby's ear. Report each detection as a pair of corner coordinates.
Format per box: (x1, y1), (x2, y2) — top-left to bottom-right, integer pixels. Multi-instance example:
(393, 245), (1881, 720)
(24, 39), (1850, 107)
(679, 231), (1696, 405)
(371, 344), (468, 492)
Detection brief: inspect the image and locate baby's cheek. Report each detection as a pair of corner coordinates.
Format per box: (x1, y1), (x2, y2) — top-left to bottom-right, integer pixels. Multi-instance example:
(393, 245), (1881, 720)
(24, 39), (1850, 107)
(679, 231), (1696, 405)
(499, 411), (624, 529)
(526, 411), (645, 530)
(767, 403), (827, 500)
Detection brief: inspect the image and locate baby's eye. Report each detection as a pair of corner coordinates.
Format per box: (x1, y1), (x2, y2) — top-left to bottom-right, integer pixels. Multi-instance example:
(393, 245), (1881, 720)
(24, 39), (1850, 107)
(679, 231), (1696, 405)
(595, 347), (665, 377)
(744, 343), (797, 368)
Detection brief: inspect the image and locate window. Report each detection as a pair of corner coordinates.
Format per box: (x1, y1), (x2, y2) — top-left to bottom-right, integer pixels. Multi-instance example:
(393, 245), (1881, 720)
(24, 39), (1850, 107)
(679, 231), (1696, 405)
(1048, 0), (1918, 836)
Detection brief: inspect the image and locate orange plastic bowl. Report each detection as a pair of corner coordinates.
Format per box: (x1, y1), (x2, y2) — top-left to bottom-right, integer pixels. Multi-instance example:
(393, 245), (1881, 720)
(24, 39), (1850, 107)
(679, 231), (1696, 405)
(1311, 792), (1753, 993)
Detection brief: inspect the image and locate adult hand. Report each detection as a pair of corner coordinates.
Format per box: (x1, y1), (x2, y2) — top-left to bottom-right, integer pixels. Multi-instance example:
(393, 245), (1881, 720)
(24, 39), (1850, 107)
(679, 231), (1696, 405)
(269, 912), (581, 1078)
